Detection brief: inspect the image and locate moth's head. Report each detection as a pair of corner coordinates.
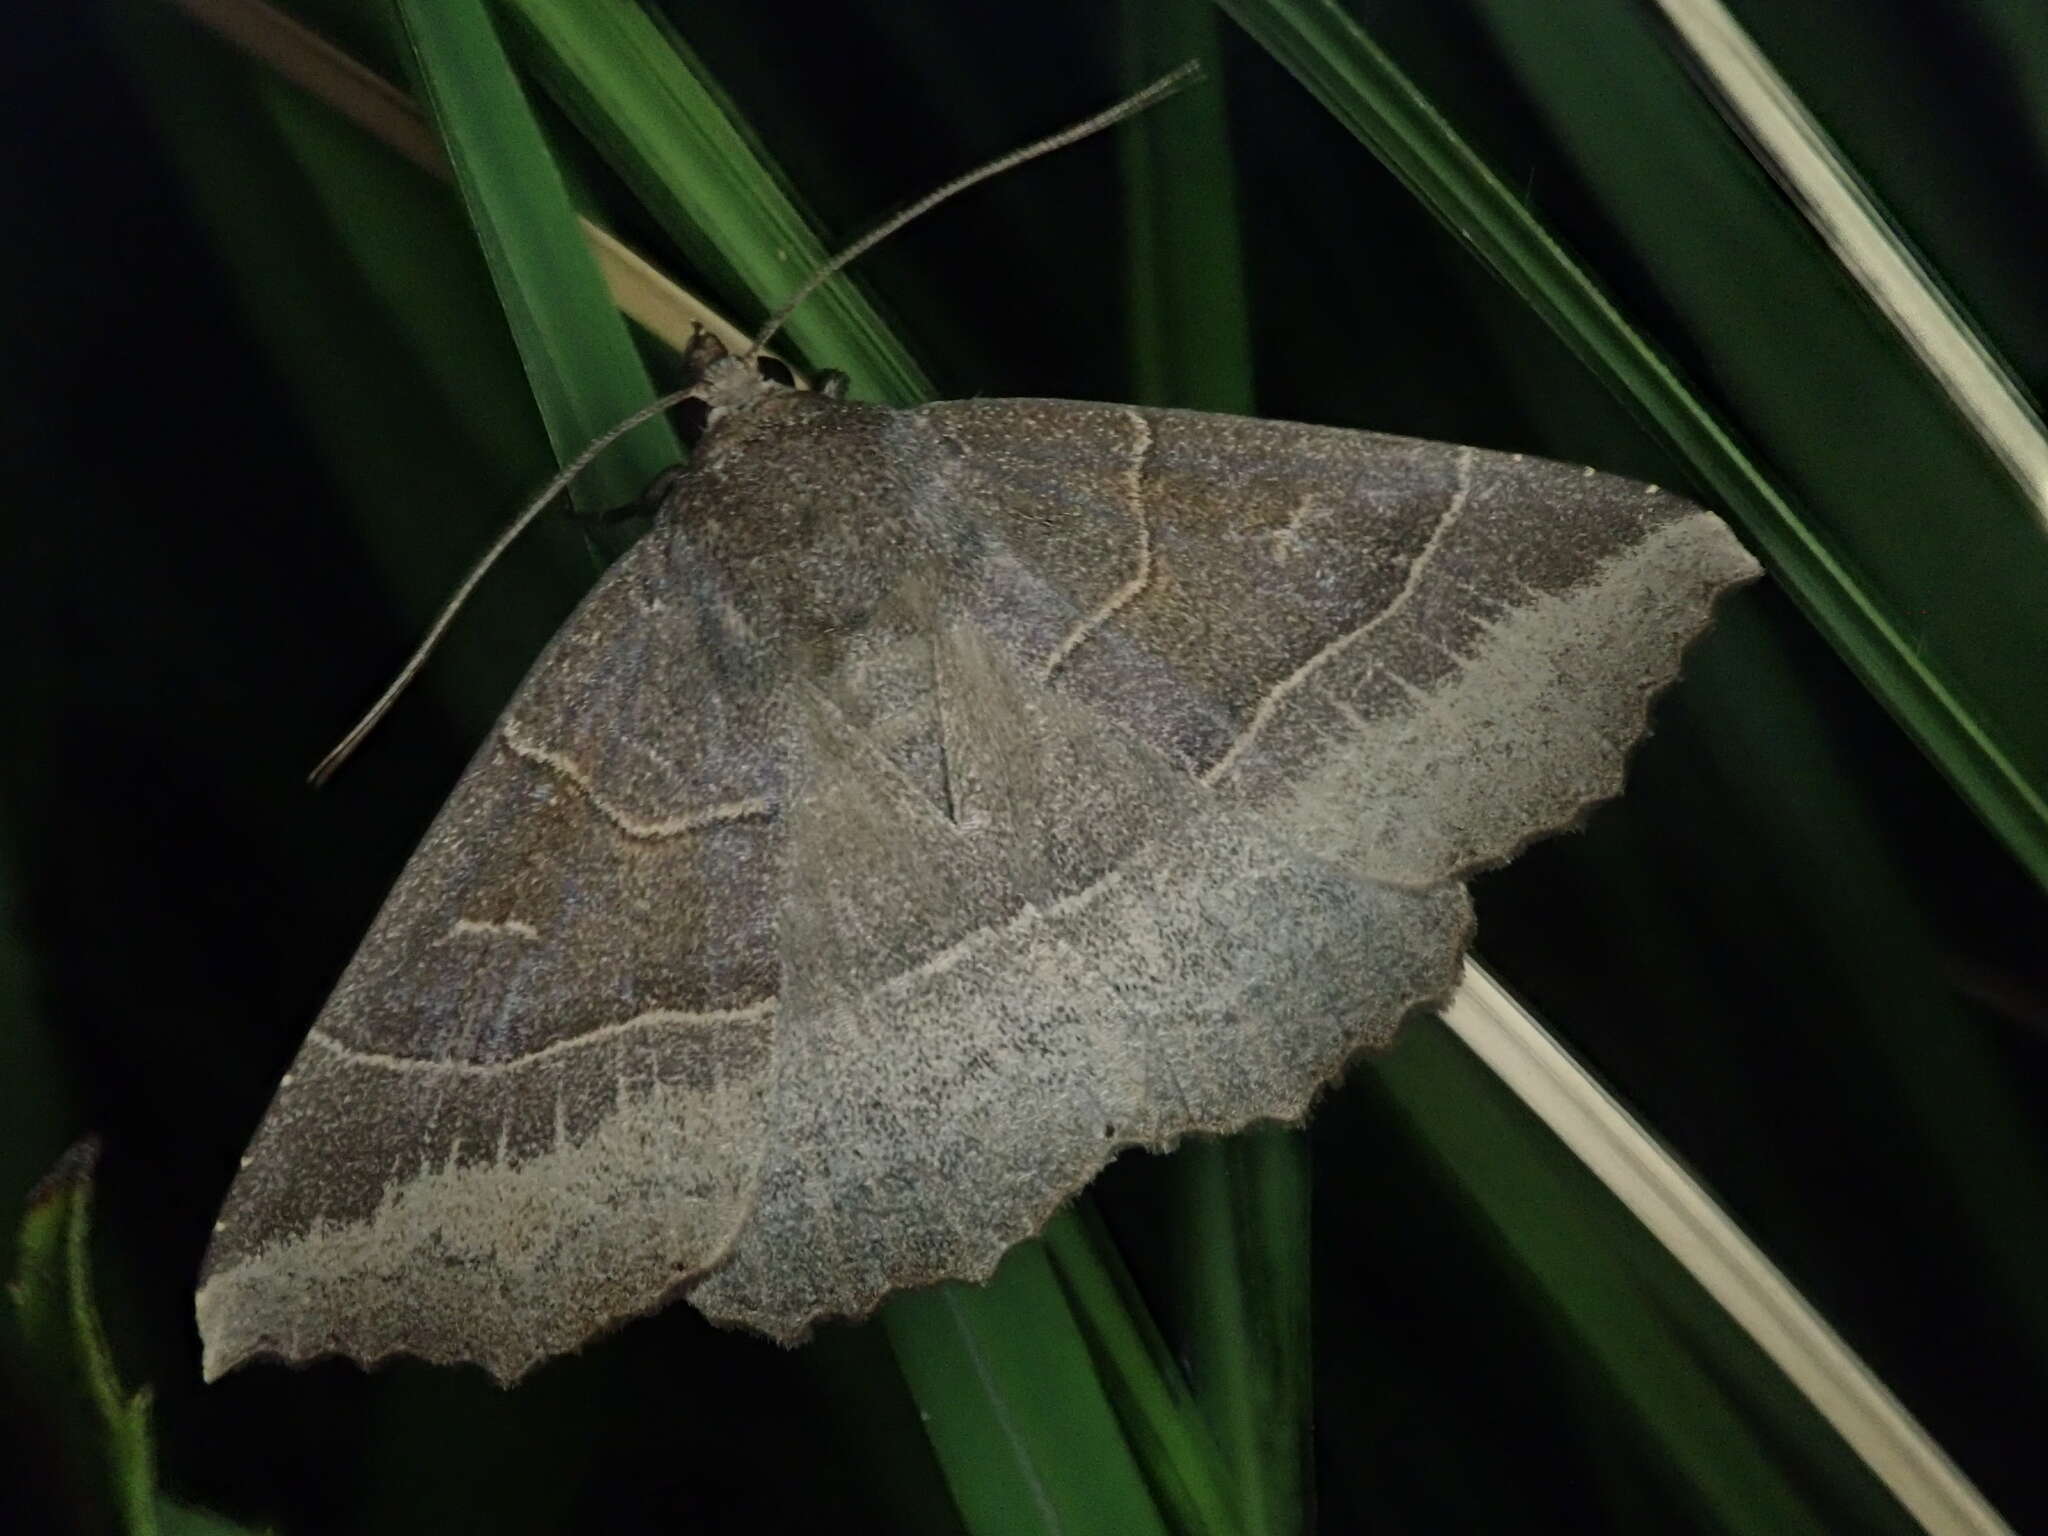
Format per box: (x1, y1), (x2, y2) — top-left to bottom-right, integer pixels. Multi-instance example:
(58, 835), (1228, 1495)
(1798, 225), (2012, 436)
(676, 330), (819, 447)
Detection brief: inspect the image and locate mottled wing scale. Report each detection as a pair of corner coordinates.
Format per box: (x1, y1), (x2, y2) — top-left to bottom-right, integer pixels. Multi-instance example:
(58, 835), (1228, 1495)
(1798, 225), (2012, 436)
(197, 536), (785, 1384)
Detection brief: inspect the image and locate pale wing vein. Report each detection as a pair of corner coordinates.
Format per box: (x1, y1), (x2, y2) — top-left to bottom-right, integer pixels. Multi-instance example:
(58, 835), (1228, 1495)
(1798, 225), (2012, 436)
(1039, 407), (1157, 680)
(307, 998), (777, 1078)
(1203, 446), (1476, 784)
(500, 716), (774, 838)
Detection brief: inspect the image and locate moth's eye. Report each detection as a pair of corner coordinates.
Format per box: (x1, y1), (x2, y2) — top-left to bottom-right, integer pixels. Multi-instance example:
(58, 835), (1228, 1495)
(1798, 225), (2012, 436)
(756, 356), (795, 388)
(673, 396), (712, 448)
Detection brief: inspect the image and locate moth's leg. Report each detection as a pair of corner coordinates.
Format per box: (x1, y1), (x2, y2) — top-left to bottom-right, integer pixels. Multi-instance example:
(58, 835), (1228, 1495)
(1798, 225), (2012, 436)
(752, 354), (842, 397)
(565, 463), (690, 528)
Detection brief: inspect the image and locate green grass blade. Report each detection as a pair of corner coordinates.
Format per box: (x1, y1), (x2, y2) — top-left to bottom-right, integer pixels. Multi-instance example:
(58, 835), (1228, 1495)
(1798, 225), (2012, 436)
(164, 0), (743, 357)
(885, 1244), (1172, 1536)
(1459, 0), (2048, 874)
(1460, 581), (2048, 1528)
(1369, 1028), (1924, 1535)
(1650, 0), (2048, 536)
(1119, 0), (1254, 415)
(1442, 961), (2012, 1535)
(191, 0), (601, 747)
(497, 0), (931, 404)
(1165, 1135), (1309, 1536)
(1215, 0), (2048, 890)
(1212, 9), (2048, 1531)
(1402, 0), (2048, 1454)
(0, 840), (72, 1298)
(1041, 1208), (1246, 1536)
(390, 0), (676, 512)
(11, 1142), (161, 1536)
(156, 1500), (274, 1536)
(1681, 597), (2048, 1362)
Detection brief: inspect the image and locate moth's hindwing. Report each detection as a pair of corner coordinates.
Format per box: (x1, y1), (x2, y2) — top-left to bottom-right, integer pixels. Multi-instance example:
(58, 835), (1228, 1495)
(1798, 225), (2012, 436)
(690, 615), (1474, 1340)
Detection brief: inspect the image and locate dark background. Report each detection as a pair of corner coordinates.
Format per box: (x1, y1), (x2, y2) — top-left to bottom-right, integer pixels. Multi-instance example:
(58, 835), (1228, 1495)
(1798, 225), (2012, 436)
(6, 1), (2047, 1531)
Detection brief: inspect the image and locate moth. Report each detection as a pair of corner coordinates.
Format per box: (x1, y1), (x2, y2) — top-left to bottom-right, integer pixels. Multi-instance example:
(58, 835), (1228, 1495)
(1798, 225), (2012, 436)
(196, 82), (1761, 1388)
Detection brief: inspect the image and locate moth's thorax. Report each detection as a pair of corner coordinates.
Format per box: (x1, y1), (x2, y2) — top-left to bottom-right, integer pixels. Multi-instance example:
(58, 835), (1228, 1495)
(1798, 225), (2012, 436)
(661, 389), (964, 661)
(693, 353), (770, 415)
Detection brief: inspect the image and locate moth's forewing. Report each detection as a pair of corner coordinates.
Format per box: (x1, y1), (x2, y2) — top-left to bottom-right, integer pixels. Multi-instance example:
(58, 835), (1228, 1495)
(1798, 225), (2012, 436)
(198, 534), (784, 1384)
(923, 401), (1762, 885)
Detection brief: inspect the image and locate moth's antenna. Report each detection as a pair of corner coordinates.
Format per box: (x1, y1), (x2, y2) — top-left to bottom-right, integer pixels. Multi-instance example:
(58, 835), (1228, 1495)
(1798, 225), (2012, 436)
(309, 387), (694, 785)
(749, 60), (1201, 354)
(313, 63), (1200, 785)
